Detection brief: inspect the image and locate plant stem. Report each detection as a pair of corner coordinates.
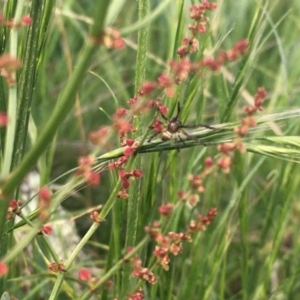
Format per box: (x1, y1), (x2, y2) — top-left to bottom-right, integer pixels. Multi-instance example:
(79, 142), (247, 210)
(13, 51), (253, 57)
(1, 0), (25, 178)
(121, 0), (149, 297)
(0, 0), (111, 246)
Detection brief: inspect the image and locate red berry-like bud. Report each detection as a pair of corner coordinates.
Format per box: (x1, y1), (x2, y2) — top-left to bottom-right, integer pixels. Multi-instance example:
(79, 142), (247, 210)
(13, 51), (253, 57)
(39, 187), (51, 201)
(42, 225), (53, 235)
(108, 162), (116, 169)
(87, 172), (100, 185)
(132, 169), (143, 178)
(0, 262), (8, 276)
(125, 139), (135, 146)
(119, 170), (128, 178)
(121, 179), (131, 189)
(205, 156), (213, 167)
(0, 112), (8, 127)
(78, 268), (92, 281)
(158, 203), (174, 217)
(124, 147), (135, 157)
(21, 15), (32, 25)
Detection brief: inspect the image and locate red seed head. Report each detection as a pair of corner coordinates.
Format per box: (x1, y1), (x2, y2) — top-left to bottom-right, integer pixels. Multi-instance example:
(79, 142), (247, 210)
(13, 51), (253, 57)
(0, 112), (8, 127)
(78, 268), (92, 281)
(132, 169), (143, 178)
(0, 261), (8, 276)
(21, 15), (32, 25)
(42, 225), (53, 235)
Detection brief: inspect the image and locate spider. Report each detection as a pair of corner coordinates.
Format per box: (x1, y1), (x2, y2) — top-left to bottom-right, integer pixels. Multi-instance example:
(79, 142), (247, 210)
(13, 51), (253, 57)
(147, 101), (215, 147)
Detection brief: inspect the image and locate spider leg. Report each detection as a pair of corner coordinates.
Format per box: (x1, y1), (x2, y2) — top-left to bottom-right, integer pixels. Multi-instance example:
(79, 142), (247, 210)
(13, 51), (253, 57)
(177, 132), (187, 146)
(180, 129), (207, 146)
(159, 110), (168, 121)
(179, 123), (215, 130)
(148, 131), (161, 143)
(174, 134), (183, 152)
(174, 100), (181, 119)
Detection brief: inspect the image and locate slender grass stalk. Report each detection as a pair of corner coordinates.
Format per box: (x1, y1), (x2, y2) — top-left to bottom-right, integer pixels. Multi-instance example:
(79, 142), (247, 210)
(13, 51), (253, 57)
(1, 1), (300, 299)
(1, 0), (25, 177)
(80, 236), (150, 300)
(12, 0), (44, 170)
(0, 0), (111, 245)
(2, 222), (42, 263)
(120, 0), (172, 35)
(49, 222), (100, 299)
(221, 0), (266, 122)
(0, 6), (25, 290)
(121, 0), (149, 297)
(235, 151), (249, 300)
(49, 155), (136, 297)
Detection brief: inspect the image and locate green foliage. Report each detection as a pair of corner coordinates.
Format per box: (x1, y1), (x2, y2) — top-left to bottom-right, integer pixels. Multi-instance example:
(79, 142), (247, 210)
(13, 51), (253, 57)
(1, 0), (300, 299)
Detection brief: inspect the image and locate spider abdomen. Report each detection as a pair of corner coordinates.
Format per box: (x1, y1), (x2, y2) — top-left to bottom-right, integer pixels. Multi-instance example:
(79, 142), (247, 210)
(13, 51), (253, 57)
(161, 131), (173, 141)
